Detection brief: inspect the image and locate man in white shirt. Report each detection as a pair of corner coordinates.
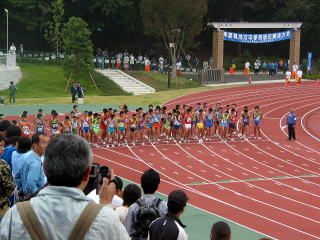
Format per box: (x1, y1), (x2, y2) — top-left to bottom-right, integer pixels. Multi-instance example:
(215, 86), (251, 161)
(297, 69), (303, 85)
(129, 54), (135, 71)
(285, 70), (291, 85)
(244, 61), (250, 76)
(159, 56), (164, 73)
(292, 63), (299, 80)
(0, 134), (129, 240)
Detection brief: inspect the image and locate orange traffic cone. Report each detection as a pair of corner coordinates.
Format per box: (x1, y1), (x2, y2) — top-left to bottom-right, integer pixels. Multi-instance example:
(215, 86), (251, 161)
(248, 76), (252, 85)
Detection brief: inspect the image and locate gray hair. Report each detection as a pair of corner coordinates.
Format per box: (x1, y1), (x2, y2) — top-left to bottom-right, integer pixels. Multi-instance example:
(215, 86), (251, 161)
(44, 134), (92, 187)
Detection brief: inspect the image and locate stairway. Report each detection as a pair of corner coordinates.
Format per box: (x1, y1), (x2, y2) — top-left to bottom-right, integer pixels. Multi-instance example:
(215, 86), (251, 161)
(96, 69), (155, 95)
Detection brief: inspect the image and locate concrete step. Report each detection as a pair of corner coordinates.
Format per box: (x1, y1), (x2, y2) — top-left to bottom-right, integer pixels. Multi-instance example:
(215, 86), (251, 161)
(95, 69), (155, 95)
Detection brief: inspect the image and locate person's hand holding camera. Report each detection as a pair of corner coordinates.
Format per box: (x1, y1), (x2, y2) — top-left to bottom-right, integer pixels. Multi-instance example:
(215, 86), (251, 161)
(99, 169), (117, 205)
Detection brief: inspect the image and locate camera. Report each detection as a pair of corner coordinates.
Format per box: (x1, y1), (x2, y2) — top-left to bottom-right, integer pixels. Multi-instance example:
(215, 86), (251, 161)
(83, 163), (111, 195)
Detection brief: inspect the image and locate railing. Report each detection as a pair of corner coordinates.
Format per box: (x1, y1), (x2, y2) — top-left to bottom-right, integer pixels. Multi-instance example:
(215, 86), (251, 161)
(199, 69), (225, 84)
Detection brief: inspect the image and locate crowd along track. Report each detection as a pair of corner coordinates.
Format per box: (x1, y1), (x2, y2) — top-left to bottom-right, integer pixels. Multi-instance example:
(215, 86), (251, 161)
(93, 82), (320, 240)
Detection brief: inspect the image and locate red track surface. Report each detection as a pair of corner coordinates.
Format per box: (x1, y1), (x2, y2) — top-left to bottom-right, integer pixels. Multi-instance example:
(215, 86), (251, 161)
(6, 82), (319, 239)
(92, 82), (320, 240)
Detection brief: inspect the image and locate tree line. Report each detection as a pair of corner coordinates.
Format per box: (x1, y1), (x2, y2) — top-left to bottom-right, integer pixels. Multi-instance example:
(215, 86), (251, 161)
(0, 0), (319, 58)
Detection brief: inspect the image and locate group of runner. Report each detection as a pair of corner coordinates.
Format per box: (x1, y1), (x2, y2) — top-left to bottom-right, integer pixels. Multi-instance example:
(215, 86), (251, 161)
(13, 103), (263, 147)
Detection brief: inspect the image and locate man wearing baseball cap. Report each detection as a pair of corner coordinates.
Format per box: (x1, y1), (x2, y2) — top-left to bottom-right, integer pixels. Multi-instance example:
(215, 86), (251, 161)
(148, 190), (189, 240)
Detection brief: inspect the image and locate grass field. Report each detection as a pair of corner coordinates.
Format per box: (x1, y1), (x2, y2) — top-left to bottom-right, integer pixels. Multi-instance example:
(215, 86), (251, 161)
(127, 71), (201, 91)
(6, 86), (224, 106)
(0, 64), (233, 107)
(0, 63), (128, 100)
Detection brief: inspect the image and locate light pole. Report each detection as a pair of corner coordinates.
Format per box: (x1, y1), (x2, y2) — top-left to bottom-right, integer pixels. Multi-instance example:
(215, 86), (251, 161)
(4, 9), (8, 54)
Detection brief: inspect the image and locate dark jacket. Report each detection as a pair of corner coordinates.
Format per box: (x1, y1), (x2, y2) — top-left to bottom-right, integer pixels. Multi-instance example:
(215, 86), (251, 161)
(148, 214), (188, 240)
(71, 86), (77, 96)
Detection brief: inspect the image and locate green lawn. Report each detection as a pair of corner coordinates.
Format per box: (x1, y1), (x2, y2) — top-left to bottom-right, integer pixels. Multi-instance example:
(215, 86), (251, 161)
(0, 63), (128, 100)
(127, 71), (201, 91)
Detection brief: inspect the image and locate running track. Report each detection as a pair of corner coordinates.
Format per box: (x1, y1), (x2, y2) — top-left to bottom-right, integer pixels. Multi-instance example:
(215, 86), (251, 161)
(92, 82), (320, 240)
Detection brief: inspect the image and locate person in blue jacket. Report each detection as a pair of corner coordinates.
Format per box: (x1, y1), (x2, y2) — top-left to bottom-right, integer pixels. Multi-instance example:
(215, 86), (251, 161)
(286, 108), (297, 141)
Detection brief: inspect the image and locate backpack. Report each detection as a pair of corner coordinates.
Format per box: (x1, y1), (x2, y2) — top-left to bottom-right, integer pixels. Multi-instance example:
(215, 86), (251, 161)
(134, 198), (162, 238)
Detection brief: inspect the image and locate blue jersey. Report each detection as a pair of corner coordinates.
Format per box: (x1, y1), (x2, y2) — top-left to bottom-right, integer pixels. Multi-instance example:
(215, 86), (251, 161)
(287, 113), (297, 125)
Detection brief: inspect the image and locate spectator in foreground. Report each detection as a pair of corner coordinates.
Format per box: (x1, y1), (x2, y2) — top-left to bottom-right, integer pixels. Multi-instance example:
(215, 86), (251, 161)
(11, 137), (32, 177)
(87, 175), (125, 209)
(210, 221), (231, 240)
(0, 120), (11, 140)
(0, 134), (129, 239)
(0, 135), (16, 222)
(148, 190), (189, 240)
(115, 183), (141, 224)
(126, 169), (167, 240)
(15, 133), (48, 201)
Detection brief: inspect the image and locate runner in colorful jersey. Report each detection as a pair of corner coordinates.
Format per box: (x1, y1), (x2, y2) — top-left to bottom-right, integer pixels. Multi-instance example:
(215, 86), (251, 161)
(228, 109), (237, 141)
(183, 108), (192, 142)
(195, 110), (204, 142)
(191, 108), (197, 140)
(205, 108), (214, 141)
(71, 115), (79, 134)
(91, 113), (100, 147)
(106, 114), (116, 147)
(147, 109), (154, 141)
(117, 111), (126, 146)
(100, 109), (109, 145)
(62, 116), (72, 134)
(173, 111), (182, 142)
(162, 112), (172, 141)
(19, 114), (31, 138)
(253, 106), (262, 140)
(81, 111), (90, 141)
(34, 114), (45, 134)
(214, 107), (223, 136)
(50, 111), (60, 137)
(152, 108), (162, 144)
(220, 111), (229, 140)
(240, 107), (250, 139)
(129, 114), (138, 146)
(138, 113), (148, 145)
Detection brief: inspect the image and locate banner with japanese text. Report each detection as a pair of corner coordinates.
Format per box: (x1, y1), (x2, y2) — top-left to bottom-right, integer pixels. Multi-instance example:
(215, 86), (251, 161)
(224, 31), (292, 43)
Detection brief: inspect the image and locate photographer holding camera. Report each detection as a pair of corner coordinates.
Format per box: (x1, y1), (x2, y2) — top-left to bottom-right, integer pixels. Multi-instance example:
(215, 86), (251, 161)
(0, 134), (130, 240)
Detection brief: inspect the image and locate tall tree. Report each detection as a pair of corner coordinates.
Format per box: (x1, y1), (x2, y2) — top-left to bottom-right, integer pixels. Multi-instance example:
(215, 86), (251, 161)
(44, 0), (64, 57)
(140, 0), (207, 77)
(62, 17), (93, 73)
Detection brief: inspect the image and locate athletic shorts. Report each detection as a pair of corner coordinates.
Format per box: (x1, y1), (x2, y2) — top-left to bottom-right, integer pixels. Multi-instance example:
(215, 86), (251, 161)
(196, 123), (204, 129)
(130, 127), (136, 133)
(254, 120), (261, 126)
(148, 123), (153, 129)
(205, 119), (213, 128)
(108, 127), (115, 134)
(163, 124), (170, 130)
(243, 122), (249, 127)
(221, 122), (228, 128)
(72, 129), (78, 134)
(100, 124), (107, 130)
(185, 123), (191, 129)
(83, 127), (89, 133)
(191, 121), (197, 125)
(174, 125), (181, 129)
(215, 120), (220, 126)
(138, 126), (145, 131)
(93, 128), (99, 134)
(118, 127), (125, 132)
(153, 123), (160, 129)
